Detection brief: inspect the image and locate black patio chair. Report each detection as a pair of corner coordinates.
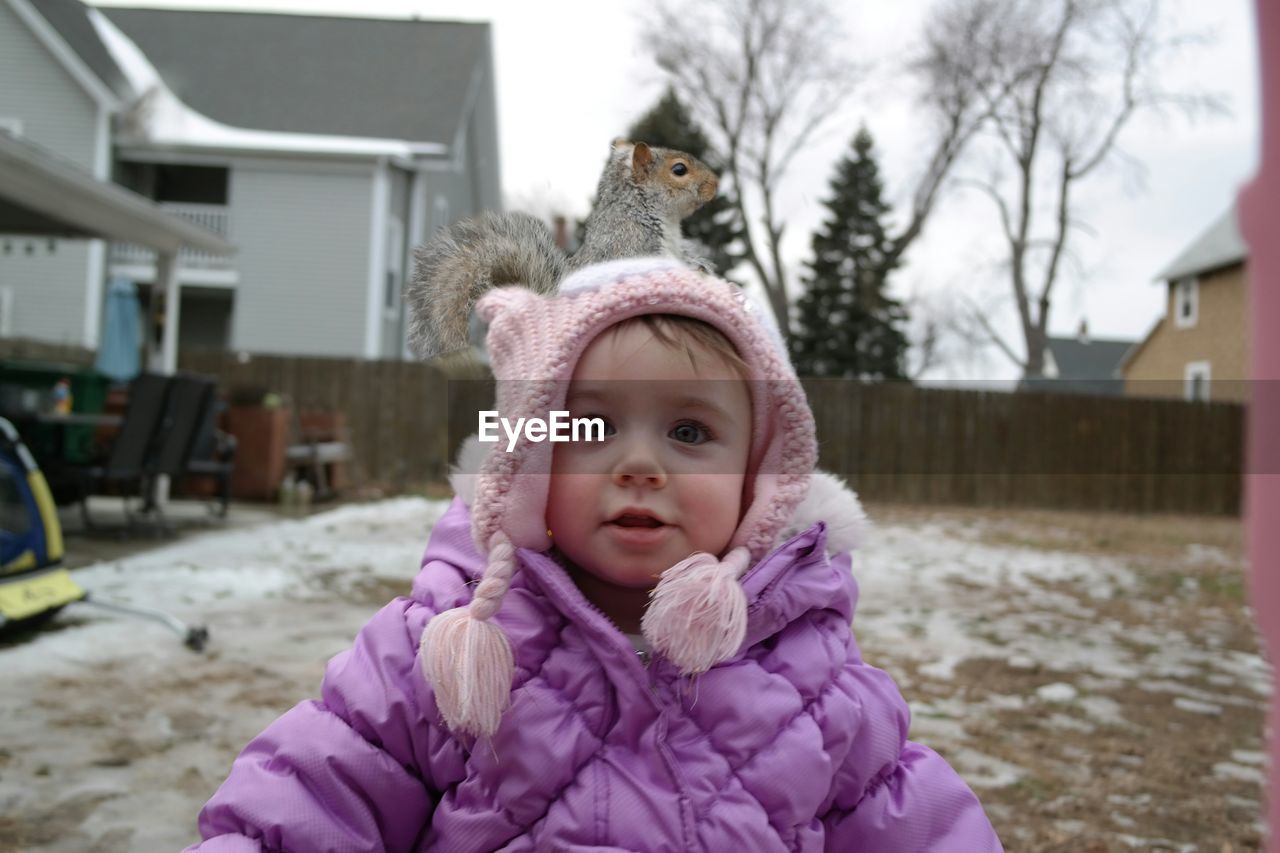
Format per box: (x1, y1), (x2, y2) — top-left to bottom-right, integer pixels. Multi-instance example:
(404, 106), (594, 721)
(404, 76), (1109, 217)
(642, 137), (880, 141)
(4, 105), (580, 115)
(137, 374), (217, 532)
(70, 373), (173, 530)
(183, 404), (236, 518)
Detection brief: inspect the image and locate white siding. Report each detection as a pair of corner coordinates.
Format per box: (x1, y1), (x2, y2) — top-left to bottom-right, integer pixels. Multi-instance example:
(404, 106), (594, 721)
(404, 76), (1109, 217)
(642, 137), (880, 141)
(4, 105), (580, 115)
(0, 239), (91, 345)
(228, 162), (374, 356)
(0, 1), (99, 167)
(432, 168), (480, 228)
(0, 0), (102, 345)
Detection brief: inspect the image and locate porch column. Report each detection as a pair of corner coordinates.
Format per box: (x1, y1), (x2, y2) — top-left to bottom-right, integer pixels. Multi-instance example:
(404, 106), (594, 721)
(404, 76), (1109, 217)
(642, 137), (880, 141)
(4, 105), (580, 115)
(148, 250), (181, 375)
(151, 249), (182, 507)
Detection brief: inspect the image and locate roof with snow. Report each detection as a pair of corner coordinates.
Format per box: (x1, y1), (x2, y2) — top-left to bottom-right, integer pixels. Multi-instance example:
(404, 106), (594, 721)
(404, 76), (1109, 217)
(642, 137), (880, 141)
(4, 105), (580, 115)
(39, 3), (490, 147)
(1154, 205), (1248, 282)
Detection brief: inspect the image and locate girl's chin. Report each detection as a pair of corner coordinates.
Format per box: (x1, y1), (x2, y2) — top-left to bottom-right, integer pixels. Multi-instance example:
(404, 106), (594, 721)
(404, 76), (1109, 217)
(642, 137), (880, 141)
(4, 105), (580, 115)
(564, 553), (665, 591)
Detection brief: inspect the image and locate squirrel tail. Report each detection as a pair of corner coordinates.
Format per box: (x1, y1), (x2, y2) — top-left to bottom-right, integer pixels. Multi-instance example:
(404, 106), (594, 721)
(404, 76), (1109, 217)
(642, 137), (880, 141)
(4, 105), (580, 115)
(407, 211), (568, 359)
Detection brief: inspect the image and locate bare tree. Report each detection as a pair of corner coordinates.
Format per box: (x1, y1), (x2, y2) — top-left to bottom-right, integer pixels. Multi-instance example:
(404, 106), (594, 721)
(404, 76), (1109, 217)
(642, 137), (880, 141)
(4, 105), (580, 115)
(917, 0), (1223, 377)
(641, 0), (859, 339)
(643, 0), (996, 348)
(889, 0), (1014, 273)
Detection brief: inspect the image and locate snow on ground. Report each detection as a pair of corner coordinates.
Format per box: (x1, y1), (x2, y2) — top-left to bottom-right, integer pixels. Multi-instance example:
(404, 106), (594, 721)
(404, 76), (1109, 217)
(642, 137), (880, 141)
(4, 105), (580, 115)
(3, 498), (450, 681)
(0, 499), (1269, 851)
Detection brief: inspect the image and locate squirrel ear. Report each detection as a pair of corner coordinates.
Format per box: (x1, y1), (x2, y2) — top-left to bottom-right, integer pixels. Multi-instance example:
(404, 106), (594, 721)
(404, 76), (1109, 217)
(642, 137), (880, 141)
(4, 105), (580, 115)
(611, 137), (631, 152)
(631, 142), (654, 176)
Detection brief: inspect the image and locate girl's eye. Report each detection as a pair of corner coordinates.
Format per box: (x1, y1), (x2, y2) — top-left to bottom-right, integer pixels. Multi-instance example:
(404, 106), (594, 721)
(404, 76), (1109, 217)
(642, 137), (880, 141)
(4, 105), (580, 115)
(671, 162), (688, 176)
(670, 421), (710, 445)
(579, 415), (615, 438)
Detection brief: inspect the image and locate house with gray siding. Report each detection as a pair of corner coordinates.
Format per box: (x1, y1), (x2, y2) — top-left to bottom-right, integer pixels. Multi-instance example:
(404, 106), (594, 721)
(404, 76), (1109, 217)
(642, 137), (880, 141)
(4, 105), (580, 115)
(0, 0), (501, 359)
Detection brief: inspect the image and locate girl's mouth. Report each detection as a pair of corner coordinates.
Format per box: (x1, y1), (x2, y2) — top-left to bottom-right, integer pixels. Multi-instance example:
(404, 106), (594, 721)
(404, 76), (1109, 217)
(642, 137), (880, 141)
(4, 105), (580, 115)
(604, 512), (672, 548)
(610, 514), (664, 529)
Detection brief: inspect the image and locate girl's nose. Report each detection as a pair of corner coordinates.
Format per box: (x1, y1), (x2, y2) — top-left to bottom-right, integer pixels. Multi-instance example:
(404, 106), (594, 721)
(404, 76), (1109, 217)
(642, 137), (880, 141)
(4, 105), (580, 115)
(611, 439), (667, 489)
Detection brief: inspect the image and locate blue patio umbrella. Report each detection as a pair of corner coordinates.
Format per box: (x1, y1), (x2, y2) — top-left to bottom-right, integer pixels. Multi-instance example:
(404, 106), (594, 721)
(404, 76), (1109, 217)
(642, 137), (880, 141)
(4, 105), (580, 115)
(95, 278), (142, 382)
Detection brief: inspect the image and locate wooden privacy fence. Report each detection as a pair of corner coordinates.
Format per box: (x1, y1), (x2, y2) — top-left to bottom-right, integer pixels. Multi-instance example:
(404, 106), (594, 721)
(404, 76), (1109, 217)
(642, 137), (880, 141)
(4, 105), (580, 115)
(177, 352), (1244, 514)
(802, 381), (1242, 515)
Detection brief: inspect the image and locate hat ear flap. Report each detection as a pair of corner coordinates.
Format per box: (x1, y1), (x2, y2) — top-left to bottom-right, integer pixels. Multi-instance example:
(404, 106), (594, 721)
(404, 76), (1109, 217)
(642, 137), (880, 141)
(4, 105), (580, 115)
(476, 287), (538, 324)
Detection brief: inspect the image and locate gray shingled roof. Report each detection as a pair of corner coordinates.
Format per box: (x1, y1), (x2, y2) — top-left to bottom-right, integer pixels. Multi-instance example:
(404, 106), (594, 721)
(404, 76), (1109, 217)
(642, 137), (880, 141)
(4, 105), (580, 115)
(1155, 205), (1248, 281)
(35, 0), (130, 99)
(1021, 335), (1137, 396)
(1047, 336), (1136, 380)
(48, 4), (489, 146)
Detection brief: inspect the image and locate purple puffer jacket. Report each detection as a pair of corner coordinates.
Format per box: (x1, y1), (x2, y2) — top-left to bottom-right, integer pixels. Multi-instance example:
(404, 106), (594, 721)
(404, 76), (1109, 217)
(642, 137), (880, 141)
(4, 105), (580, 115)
(189, 498), (1002, 851)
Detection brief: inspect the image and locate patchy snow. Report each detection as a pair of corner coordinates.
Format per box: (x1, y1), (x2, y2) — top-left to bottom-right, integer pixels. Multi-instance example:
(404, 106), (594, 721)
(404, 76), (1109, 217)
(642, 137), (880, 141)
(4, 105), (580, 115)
(0, 498), (449, 851)
(1233, 749), (1267, 766)
(1184, 543), (1235, 568)
(1116, 836), (1196, 853)
(0, 500), (1268, 850)
(1036, 682), (1079, 703)
(2, 498), (447, 679)
(1173, 696), (1225, 716)
(852, 524), (1148, 683)
(1214, 762), (1266, 785)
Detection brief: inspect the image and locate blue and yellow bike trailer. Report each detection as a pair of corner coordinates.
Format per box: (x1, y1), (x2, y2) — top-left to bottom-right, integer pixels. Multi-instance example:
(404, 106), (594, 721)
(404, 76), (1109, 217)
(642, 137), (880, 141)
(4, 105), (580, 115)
(0, 417), (207, 649)
(0, 417), (85, 625)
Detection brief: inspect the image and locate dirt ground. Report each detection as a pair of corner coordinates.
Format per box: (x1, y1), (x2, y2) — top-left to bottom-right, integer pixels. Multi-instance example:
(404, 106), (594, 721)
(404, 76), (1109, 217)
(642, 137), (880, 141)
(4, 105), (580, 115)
(863, 504), (1267, 851)
(0, 499), (1269, 851)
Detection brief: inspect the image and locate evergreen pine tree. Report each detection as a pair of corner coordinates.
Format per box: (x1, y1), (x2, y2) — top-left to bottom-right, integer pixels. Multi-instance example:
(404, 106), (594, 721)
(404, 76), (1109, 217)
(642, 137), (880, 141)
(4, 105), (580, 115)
(574, 88), (744, 277)
(791, 126), (910, 379)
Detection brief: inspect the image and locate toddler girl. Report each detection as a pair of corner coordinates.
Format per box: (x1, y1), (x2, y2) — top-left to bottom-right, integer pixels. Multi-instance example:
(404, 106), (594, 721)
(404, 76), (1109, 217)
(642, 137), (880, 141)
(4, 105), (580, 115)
(190, 259), (1002, 851)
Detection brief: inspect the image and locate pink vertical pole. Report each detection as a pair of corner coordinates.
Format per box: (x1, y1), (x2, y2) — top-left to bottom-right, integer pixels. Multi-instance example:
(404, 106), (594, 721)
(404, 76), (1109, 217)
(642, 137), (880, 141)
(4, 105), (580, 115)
(1239, 2), (1278, 846)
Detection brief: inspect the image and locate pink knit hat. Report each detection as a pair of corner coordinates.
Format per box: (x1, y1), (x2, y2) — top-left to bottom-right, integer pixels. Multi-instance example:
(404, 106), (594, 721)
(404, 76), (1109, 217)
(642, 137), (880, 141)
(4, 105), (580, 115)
(421, 258), (817, 737)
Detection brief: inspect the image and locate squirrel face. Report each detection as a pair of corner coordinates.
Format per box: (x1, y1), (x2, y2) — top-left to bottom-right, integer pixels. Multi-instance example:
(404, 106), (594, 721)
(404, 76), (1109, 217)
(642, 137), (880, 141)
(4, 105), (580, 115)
(615, 139), (720, 218)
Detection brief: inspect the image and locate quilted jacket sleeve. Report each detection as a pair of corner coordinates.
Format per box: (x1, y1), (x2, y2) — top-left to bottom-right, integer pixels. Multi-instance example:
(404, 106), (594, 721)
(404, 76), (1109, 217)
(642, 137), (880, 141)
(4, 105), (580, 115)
(187, 502), (478, 852)
(817, 559), (1003, 851)
(185, 595), (468, 852)
(822, 738), (1004, 851)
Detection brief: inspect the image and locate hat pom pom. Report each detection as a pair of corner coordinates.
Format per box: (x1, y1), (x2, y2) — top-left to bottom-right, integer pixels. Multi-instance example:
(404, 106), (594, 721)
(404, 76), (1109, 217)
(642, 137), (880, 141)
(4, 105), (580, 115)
(642, 547), (751, 675)
(420, 607), (514, 737)
(419, 535), (518, 738)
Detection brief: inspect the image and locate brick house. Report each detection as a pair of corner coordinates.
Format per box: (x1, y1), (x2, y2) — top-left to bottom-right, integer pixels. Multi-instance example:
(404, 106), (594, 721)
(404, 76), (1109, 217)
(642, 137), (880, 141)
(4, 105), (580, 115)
(1121, 206), (1249, 403)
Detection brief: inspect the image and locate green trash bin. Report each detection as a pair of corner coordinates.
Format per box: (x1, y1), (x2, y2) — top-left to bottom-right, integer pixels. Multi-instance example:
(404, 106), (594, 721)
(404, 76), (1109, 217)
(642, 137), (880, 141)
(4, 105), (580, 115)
(0, 360), (111, 464)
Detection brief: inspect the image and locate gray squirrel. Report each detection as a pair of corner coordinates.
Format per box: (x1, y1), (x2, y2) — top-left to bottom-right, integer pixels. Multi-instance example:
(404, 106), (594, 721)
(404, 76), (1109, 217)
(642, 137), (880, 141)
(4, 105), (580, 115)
(406, 139), (719, 359)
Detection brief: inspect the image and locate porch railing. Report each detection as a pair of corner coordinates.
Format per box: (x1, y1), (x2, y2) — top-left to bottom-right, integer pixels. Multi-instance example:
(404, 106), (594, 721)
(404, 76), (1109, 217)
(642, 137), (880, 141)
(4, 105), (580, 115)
(109, 203), (234, 270)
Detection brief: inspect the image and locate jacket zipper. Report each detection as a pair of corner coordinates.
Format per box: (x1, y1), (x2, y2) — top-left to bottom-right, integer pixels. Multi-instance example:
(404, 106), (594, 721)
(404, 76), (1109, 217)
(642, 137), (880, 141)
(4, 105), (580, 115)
(520, 551), (665, 705)
(519, 551), (696, 848)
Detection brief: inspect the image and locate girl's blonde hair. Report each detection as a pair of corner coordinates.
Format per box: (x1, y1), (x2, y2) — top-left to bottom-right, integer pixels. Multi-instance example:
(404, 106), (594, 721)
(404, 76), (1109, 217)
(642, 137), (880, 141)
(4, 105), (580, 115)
(605, 313), (751, 379)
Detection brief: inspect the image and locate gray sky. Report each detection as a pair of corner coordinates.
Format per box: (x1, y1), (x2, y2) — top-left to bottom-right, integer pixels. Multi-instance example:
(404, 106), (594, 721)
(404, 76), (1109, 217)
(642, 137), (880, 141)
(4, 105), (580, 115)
(94, 0), (1261, 379)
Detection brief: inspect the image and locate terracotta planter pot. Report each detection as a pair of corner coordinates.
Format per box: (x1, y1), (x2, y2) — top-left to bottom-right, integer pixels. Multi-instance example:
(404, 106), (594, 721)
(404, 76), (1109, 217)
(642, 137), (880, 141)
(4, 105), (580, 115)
(226, 405), (289, 500)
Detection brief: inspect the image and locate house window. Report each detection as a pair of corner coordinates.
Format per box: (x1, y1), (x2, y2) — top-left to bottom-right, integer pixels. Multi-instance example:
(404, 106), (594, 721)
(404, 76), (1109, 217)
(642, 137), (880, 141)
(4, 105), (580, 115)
(1184, 360), (1211, 402)
(114, 162), (229, 204)
(0, 118), (22, 137)
(1174, 277), (1198, 329)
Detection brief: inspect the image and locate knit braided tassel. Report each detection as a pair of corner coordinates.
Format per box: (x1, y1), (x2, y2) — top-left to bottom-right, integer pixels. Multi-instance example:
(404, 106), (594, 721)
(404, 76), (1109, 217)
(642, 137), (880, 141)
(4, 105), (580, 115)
(420, 533), (517, 737)
(642, 547), (751, 675)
